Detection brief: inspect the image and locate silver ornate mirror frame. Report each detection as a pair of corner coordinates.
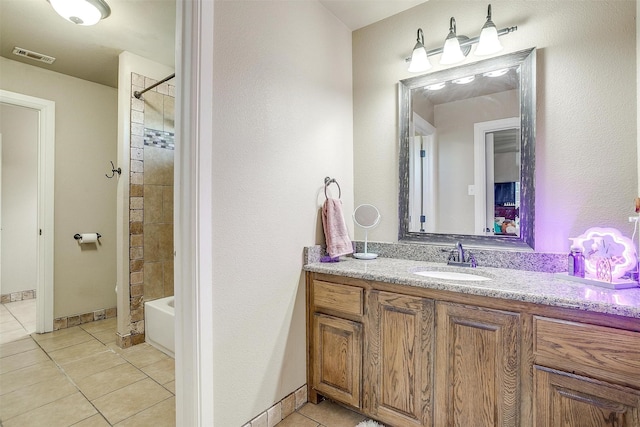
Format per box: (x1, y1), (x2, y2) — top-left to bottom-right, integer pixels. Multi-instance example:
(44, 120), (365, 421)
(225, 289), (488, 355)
(398, 48), (536, 250)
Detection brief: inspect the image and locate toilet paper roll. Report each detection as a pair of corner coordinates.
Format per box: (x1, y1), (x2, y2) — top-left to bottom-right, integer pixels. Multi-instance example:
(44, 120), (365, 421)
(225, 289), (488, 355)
(79, 233), (99, 244)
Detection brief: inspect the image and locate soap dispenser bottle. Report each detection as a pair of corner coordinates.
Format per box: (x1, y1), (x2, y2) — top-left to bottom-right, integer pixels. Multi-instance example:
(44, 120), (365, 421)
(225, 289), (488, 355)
(568, 245), (585, 278)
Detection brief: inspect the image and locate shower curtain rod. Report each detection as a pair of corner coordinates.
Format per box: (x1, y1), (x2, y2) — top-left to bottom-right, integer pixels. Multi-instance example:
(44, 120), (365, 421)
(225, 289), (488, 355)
(133, 73), (175, 99)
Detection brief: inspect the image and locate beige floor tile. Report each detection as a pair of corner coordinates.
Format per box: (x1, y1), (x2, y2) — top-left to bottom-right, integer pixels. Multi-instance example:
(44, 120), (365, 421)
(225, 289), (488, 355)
(140, 357), (175, 384)
(71, 413), (111, 426)
(0, 360), (63, 396)
(47, 338), (106, 365)
(80, 317), (117, 334)
(0, 374), (77, 421)
(276, 412), (321, 427)
(32, 325), (83, 342)
(0, 310), (15, 323)
(115, 342), (169, 368)
(0, 326), (31, 344)
(0, 319), (25, 334)
(0, 347), (50, 375)
(114, 396), (176, 426)
(92, 329), (117, 345)
(0, 337), (39, 358)
(76, 363), (147, 401)
(5, 300), (35, 319)
(91, 378), (172, 425)
(298, 401), (367, 427)
(2, 392), (97, 427)
(61, 349), (127, 381)
(21, 322), (36, 334)
(163, 380), (175, 394)
(33, 327), (95, 353)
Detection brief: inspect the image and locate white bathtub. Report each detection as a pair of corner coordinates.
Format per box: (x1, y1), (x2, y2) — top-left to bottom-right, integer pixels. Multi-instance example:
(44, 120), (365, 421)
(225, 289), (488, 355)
(145, 296), (175, 358)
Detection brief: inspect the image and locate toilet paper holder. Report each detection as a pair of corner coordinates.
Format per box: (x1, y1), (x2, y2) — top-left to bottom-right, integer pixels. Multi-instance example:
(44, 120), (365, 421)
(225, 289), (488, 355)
(74, 233), (102, 241)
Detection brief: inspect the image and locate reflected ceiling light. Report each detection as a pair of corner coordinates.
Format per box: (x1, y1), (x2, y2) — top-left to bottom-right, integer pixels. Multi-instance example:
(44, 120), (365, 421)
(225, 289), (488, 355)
(406, 4), (517, 73)
(475, 5), (503, 56)
(483, 68), (510, 77)
(440, 18), (467, 65)
(426, 82), (446, 91)
(48, 0), (111, 26)
(407, 29), (432, 72)
(452, 76), (476, 85)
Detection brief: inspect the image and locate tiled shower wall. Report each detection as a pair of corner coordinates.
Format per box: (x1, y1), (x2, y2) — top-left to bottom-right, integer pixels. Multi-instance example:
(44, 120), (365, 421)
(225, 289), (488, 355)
(127, 73), (174, 346)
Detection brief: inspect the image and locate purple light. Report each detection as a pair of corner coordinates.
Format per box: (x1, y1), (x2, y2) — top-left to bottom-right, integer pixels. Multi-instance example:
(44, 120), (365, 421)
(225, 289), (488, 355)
(570, 227), (636, 281)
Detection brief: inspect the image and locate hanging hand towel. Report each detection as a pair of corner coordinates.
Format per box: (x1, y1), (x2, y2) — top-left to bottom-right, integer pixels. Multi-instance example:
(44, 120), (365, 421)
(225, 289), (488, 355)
(322, 198), (354, 258)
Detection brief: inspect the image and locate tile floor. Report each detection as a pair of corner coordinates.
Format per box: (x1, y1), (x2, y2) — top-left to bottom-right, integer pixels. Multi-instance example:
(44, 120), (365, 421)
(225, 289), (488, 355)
(275, 399), (369, 427)
(1, 300), (175, 426)
(1, 300), (370, 427)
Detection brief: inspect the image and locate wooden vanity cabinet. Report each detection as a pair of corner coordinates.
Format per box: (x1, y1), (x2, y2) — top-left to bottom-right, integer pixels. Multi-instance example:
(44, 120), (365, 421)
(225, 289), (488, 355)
(308, 279), (364, 408)
(533, 316), (640, 426)
(364, 291), (434, 426)
(312, 313), (362, 407)
(306, 272), (640, 427)
(434, 302), (521, 426)
(534, 366), (640, 426)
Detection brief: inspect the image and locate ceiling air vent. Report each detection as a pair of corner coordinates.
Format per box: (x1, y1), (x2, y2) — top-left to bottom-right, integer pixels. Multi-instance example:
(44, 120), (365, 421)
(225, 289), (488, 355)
(12, 47), (56, 64)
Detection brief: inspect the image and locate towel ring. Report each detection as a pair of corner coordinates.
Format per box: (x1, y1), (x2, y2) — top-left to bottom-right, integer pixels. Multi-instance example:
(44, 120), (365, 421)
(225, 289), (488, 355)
(324, 177), (341, 199)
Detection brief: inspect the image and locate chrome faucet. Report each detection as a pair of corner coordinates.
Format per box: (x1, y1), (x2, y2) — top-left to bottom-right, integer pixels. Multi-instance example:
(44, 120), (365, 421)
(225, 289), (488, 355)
(455, 241), (465, 264)
(447, 242), (477, 267)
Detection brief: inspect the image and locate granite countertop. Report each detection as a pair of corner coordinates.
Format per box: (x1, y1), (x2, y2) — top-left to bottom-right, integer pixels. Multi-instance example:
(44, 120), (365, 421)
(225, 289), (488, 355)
(304, 257), (640, 319)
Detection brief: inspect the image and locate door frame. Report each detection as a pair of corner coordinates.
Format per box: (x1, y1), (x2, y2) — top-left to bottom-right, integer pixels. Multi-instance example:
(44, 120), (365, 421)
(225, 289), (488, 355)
(410, 113), (437, 233)
(473, 117), (520, 236)
(0, 90), (55, 333)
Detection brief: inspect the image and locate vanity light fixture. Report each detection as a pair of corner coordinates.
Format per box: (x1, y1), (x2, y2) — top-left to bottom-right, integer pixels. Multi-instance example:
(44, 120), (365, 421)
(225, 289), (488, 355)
(408, 29), (432, 72)
(475, 5), (503, 55)
(48, 0), (111, 26)
(406, 4), (517, 72)
(440, 18), (468, 65)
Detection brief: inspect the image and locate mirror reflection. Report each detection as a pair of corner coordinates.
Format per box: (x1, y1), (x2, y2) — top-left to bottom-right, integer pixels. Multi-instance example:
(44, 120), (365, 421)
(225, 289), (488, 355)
(399, 48), (536, 249)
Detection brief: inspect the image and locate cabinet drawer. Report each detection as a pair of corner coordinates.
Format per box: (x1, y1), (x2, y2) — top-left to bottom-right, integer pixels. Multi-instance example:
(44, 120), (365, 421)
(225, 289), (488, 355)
(534, 317), (640, 389)
(313, 280), (363, 317)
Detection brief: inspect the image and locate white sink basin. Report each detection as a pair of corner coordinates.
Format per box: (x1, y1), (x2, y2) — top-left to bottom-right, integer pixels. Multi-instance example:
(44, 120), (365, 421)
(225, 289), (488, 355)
(413, 270), (492, 281)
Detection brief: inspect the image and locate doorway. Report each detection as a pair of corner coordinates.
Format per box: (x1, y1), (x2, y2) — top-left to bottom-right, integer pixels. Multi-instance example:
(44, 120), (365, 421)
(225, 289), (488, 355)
(473, 117), (520, 237)
(409, 112), (437, 233)
(0, 90), (55, 333)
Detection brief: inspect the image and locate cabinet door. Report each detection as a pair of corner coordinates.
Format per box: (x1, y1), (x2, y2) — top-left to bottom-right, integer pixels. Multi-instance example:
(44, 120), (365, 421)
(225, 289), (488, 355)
(535, 366), (640, 427)
(312, 313), (362, 408)
(435, 302), (520, 427)
(365, 291), (434, 426)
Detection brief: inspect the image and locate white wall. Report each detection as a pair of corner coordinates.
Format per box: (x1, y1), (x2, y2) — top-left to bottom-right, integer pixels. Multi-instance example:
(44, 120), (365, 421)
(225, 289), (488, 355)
(0, 104), (38, 295)
(0, 57), (118, 317)
(354, 1), (637, 252)
(210, 1), (352, 424)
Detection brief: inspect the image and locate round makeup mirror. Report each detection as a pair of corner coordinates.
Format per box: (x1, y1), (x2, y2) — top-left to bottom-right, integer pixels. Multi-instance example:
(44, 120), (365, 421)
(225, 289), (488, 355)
(353, 204), (381, 260)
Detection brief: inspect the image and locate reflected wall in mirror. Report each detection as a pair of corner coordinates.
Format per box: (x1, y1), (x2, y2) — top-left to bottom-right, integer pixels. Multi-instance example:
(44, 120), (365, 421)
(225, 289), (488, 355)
(399, 48), (535, 249)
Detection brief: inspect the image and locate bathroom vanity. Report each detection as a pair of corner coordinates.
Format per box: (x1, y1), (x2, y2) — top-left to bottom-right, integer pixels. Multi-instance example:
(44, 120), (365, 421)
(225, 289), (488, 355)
(304, 257), (640, 427)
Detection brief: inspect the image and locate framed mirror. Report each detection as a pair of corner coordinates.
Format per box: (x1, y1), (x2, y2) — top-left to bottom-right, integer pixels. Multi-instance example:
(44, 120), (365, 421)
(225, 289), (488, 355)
(398, 48), (536, 250)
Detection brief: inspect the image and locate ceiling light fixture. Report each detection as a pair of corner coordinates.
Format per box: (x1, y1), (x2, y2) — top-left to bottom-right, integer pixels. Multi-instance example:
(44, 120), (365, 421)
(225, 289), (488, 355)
(406, 4), (517, 72)
(48, 0), (111, 26)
